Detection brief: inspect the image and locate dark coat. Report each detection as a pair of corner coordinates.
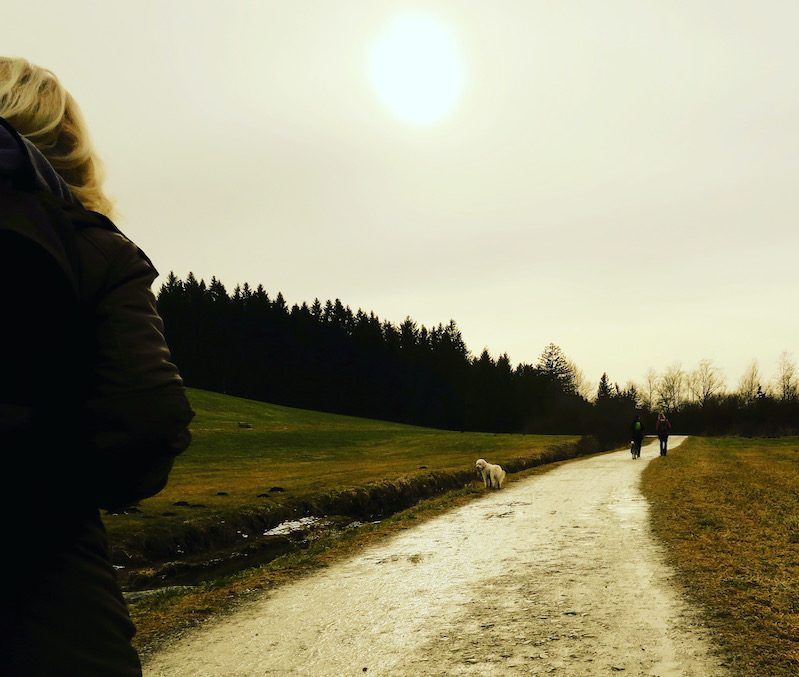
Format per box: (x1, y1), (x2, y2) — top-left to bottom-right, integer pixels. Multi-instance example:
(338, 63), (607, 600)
(0, 117), (193, 675)
(656, 417), (672, 438)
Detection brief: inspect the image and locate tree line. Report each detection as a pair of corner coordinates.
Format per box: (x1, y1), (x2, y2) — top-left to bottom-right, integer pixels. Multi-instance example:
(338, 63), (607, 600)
(621, 357), (799, 436)
(156, 273), (623, 440)
(156, 273), (798, 439)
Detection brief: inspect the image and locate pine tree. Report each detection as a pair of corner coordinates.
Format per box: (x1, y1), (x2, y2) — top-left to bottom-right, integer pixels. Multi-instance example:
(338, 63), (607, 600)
(597, 372), (613, 400)
(536, 343), (576, 394)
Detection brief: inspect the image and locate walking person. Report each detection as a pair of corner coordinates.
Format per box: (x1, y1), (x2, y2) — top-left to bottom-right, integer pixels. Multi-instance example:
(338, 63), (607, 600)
(630, 413), (644, 459)
(0, 57), (193, 676)
(656, 412), (672, 456)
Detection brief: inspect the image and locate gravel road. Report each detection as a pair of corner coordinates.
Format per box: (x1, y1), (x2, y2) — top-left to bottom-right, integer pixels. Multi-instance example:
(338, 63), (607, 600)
(146, 436), (726, 676)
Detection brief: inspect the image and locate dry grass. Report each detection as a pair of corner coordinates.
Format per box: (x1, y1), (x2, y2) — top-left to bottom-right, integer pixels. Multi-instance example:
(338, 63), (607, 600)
(641, 436), (799, 675)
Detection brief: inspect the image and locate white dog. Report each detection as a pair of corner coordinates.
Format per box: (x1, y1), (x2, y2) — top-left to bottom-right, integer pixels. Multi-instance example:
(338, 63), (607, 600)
(475, 458), (506, 489)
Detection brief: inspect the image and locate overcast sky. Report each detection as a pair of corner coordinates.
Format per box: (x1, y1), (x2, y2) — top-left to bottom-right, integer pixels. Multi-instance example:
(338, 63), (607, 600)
(3, 1), (797, 392)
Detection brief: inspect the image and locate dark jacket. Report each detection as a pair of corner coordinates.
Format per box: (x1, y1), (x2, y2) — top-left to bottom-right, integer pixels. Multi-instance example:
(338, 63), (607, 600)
(0, 116), (193, 510)
(656, 417), (672, 437)
(0, 117), (193, 676)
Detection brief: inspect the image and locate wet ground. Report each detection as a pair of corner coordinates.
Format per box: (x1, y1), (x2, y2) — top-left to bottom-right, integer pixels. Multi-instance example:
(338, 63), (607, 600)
(146, 436), (726, 676)
(122, 516), (367, 593)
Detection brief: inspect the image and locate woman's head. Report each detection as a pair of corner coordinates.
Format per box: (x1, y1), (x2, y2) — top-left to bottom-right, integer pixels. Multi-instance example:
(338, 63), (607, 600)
(0, 57), (112, 216)
(658, 412), (666, 421)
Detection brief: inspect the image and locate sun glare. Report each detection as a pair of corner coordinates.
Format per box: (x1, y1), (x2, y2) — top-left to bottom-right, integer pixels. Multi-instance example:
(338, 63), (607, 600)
(368, 14), (464, 125)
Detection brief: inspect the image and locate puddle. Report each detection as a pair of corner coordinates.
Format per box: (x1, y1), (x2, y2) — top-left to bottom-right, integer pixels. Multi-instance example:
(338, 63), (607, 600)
(122, 515), (361, 591)
(263, 516), (323, 536)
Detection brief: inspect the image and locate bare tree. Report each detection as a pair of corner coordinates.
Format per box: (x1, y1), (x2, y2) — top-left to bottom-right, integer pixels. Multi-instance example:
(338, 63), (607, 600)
(657, 363), (686, 412)
(738, 360), (762, 404)
(642, 368), (659, 412)
(688, 359), (726, 406)
(775, 351), (798, 401)
(568, 361), (595, 401)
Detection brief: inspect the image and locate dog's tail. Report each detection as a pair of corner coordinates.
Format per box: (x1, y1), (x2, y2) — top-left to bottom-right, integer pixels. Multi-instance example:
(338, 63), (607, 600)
(499, 469), (506, 488)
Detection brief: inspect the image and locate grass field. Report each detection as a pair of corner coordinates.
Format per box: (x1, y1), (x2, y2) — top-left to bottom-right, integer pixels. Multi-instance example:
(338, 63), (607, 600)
(105, 388), (578, 549)
(641, 436), (799, 675)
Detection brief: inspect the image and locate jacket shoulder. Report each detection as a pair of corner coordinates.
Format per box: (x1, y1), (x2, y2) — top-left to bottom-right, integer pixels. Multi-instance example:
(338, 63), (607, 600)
(75, 223), (157, 302)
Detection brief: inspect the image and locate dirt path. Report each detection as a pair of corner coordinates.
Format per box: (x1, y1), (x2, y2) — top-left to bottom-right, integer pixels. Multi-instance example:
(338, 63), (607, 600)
(146, 436), (726, 676)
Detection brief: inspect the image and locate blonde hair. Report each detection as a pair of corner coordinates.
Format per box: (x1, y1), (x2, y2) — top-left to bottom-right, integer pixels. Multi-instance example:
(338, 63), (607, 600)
(0, 57), (113, 217)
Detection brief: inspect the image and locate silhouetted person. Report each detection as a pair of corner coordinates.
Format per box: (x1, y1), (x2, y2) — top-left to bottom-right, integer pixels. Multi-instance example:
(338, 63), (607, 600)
(630, 414), (644, 459)
(0, 57), (193, 676)
(656, 412), (672, 456)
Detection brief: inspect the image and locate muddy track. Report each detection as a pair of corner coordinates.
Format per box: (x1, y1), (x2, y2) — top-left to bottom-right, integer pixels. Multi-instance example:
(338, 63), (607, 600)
(146, 436), (726, 676)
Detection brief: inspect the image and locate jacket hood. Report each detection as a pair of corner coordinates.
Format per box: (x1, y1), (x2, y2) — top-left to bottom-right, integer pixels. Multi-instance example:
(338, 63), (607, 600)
(0, 116), (75, 203)
(0, 116), (83, 297)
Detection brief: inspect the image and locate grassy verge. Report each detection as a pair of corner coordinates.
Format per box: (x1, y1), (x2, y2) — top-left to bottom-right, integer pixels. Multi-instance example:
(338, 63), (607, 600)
(105, 388), (578, 563)
(133, 451), (595, 659)
(641, 436), (799, 675)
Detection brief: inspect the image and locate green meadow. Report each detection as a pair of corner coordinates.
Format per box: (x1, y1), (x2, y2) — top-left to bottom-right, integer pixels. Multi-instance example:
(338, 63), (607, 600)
(642, 436), (799, 676)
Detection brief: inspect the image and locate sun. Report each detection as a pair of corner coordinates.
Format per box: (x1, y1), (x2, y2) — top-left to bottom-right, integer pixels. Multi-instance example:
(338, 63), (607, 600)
(368, 14), (464, 125)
